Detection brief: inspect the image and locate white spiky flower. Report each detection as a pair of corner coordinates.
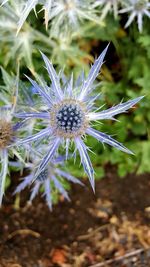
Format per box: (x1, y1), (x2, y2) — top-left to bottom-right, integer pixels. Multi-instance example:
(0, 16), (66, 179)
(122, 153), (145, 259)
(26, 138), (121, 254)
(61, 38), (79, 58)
(49, 0), (99, 36)
(16, 0), (99, 35)
(119, 0), (150, 32)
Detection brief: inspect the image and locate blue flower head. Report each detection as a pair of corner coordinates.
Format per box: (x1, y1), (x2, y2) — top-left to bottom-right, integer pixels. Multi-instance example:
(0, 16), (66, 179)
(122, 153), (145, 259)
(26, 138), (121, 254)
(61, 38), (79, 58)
(14, 152), (83, 210)
(16, 45), (144, 192)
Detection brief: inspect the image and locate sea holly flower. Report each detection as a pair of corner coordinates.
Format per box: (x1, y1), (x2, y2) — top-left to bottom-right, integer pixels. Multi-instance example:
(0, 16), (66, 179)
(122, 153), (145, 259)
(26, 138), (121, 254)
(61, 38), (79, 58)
(93, 0), (120, 20)
(15, 45), (143, 191)
(0, 103), (27, 205)
(119, 0), (150, 32)
(49, 0), (99, 37)
(17, 0), (99, 35)
(14, 152), (83, 210)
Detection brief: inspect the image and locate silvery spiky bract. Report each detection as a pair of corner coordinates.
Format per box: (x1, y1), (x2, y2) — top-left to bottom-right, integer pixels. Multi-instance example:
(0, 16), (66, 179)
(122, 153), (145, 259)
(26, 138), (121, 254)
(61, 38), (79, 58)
(15, 45), (143, 192)
(14, 153), (83, 210)
(93, 0), (120, 20)
(17, 0), (51, 33)
(119, 0), (150, 32)
(0, 0), (35, 67)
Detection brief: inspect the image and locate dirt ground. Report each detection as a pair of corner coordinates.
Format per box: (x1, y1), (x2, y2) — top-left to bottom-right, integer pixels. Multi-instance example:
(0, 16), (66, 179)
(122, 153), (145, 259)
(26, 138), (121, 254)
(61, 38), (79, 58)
(0, 166), (150, 267)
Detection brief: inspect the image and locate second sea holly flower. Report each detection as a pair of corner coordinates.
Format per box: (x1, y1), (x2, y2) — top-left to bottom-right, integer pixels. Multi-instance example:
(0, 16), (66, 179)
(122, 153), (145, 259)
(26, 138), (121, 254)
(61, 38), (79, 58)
(16, 45), (143, 191)
(119, 0), (150, 32)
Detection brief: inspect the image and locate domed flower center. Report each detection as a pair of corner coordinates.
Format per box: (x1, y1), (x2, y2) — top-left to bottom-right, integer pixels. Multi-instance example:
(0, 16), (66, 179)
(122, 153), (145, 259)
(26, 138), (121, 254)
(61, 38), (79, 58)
(135, 0), (147, 10)
(50, 100), (88, 138)
(56, 103), (84, 132)
(64, 0), (76, 10)
(37, 168), (49, 182)
(0, 120), (13, 149)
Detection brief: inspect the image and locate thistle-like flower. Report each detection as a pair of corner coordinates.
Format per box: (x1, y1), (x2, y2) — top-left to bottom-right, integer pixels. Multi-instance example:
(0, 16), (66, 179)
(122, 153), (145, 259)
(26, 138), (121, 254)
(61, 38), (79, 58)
(17, 0), (99, 35)
(16, 45), (143, 191)
(93, 0), (120, 20)
(119, 0), (150, 32)
(0, 106), (26, 205)
(14, 152), (83, 210)
(49, 0), (99, 37)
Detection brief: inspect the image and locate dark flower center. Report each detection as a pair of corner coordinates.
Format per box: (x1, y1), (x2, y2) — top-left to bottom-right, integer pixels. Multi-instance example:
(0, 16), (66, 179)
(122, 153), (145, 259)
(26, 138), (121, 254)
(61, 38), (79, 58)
(56, 103), (84, 133)
(135, 0), (147, 10)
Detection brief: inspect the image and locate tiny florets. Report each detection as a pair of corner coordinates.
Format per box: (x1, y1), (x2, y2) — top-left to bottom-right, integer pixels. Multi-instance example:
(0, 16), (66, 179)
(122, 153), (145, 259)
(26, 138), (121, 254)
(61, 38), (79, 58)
(50, 99), (89, 138)
(0, 120), (13, 149)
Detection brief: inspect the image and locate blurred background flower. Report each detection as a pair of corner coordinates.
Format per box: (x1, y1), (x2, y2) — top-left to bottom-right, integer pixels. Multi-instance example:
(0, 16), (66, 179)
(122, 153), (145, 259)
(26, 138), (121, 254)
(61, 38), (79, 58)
(14, 151), (83, 210)
(119, 0), (150, 32)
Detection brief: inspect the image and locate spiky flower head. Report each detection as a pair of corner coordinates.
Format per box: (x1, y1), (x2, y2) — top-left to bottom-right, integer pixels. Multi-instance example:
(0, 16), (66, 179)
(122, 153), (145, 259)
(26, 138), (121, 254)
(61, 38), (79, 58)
(16, 45), (143, 192)
(15, 0), (99, 35)
(49, 0), (99, 37)
(14, 151), (83, 210)
(119, 0), (150, 32)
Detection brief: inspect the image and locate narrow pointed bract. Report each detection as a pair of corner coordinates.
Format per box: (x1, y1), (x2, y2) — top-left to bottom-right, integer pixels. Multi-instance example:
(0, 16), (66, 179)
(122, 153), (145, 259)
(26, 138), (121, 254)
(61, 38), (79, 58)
(41, 52), (64, 101)
(0, 149), (8, 205)
(88, 96), (144, 121)
(25, 75), (52, 106)
(86, 128), (134, 155)
(75, 138), (95, 192)
(36, 138), (61, 175)
(79, 44), (109, 101)
(17, 0), (38, 35)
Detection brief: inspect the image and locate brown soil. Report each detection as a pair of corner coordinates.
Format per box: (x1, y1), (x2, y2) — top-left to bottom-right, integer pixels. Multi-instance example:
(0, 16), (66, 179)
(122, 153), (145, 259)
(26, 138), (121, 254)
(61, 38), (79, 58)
(0, 167), (150, 267)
